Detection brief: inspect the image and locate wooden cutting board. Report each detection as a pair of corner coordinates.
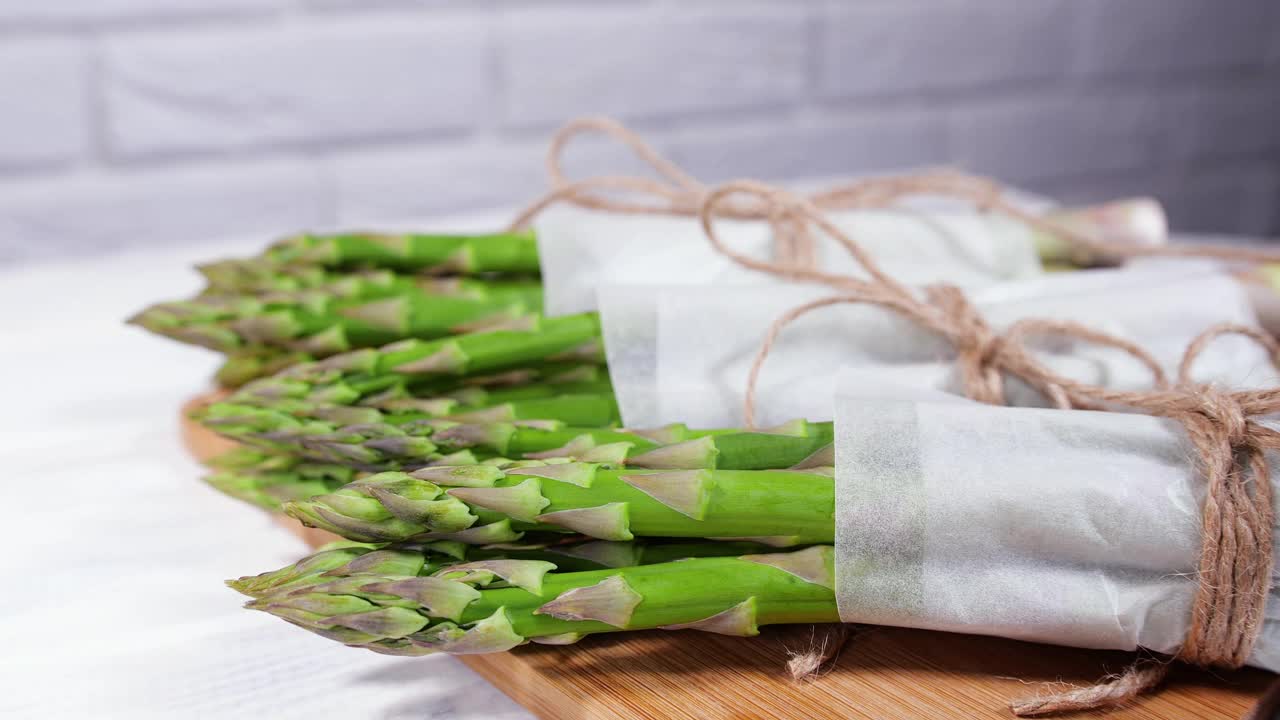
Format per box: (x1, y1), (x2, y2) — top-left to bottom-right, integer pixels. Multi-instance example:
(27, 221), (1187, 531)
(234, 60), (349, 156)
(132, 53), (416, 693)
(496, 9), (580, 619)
(182, 392), (1273, 719)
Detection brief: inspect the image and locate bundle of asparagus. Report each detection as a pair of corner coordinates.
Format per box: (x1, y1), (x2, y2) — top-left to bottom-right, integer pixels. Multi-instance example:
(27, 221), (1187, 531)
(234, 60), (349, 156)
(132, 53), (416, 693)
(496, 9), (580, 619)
(133, 194), (1167, 388)
(131, 204), (1180, 664)
(130, 231), (544, 386)
(236, 541), (836, 655)
(122, 224), (857, 661)
(205, 320), (841, 655)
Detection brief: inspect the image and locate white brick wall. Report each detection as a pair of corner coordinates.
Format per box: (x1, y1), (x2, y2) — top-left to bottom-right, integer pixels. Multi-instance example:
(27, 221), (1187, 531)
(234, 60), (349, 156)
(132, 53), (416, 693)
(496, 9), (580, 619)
(501, 7), (808, 126)
(0, 0), (1278, 263)
(0, 160), (325, 263)
(1076, 0), (1274, 77)
(0, 40), (88, 171)
(950, 94), (1160, 185)
(104, 16), (493, 158)
(0, 0), (282, 27)
(820, 2), (1074, 98)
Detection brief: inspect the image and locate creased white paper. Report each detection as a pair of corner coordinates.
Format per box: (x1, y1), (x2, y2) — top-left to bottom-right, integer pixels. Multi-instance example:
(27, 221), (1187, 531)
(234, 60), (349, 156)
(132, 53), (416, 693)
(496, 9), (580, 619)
(831, 369), (1280, 671)
(599, 261), (1275, 428)
(535, 205), (1043, 316)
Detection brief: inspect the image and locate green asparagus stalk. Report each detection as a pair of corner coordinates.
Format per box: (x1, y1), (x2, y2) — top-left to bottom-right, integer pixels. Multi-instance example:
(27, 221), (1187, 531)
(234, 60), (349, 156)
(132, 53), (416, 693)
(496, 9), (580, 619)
(283, 462), (835, 546)
(217, 197), (1156, 281)
(198, 259), (334, 294)
(231, 537), (774, 599)
(258, 229), (541, 274)
(225, 313), (604, 408)
(203, 414), (833, 511)
(203, 392), (623, 463)
(216, 347), (316, 388)
(245, 545), (837, 654)
(138, 199), (1164, 384)
(131, 277), (544, 354)
(205, 398), (833, 471)
(204, 449), (358, 511)
(364, 362), (610, 407)
(198, 264), (536, 296)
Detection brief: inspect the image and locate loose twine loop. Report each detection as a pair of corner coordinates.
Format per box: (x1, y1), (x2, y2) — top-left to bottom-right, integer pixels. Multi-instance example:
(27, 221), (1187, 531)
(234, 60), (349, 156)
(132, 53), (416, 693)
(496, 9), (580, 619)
(511, 116), (1280, 269)
(512, 116), (1280, 716)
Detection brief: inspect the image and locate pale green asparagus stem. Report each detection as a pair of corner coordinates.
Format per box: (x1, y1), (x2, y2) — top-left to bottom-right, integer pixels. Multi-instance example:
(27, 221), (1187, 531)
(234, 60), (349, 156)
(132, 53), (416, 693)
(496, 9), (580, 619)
(131, 277), (543, 354)
(246, 546), (838, 655)
(226, 313), (605, 408)
(215, 347), (317, 388)
(230, 537), (773, 599)
(204, 449), (358, 511)
(261, 229), (541, 274)
(284, 463), (835, 546)
(204, 398), (833, 472)
(197, 264), (535, 296)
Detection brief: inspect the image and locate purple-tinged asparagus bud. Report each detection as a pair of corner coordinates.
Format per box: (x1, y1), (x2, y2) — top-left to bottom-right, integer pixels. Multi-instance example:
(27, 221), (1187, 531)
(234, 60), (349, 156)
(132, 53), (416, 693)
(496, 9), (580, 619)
(536, 503), (633, 542)
(535, 575), (641, 628)
(339, 297), (410, 333)
(434, 559), (557, 594)
(394, 342), (468, 375)
(621, 470), (711, 520)
(742, 546), (834, 589)
(627, 437), (718, 469)
(508, 462), (596, 488)
(789, 443), (834, 470)
(359, 577), (480, 622)
(447, 479), (550, 523)
(660, 597), (759, 636)
(411, 465), (505, 488)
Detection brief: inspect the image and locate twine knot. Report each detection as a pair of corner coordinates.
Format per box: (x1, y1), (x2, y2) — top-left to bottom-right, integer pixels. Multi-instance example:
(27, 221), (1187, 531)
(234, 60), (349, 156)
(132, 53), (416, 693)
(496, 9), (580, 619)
(1188, 387), (1251, 449)
(925, 284), (1006, 405)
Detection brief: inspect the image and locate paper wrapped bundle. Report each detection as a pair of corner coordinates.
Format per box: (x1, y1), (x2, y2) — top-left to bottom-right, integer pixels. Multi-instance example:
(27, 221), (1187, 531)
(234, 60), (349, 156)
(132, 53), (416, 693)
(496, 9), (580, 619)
(535, 203), (1045, 315)
(833, 370), (1280, 710)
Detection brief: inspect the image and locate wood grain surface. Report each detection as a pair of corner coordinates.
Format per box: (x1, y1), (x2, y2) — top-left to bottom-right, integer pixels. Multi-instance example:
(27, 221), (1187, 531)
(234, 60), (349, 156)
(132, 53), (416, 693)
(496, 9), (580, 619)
(182, 391), (1273, 719)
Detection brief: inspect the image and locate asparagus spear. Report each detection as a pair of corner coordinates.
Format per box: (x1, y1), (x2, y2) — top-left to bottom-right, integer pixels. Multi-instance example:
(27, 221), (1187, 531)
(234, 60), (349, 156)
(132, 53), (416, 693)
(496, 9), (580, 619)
(204, 449), (357, 511)
(219, 197), (1157, 280)
(205, 399), (832, 471)
(283, 463), (835, 546)
(203, 392), (624, 462)
(131, 278), (544, 354)
(203, 414), (833, 512)
(198, 263), (537, 296)
(260, 229), (541, 274)
(227, 313), (605, 408)
(245, 546), (837, 654)
(216, 347), (316, 388)
(231, 537), (774, 599)
(363, 362), (611, 407)
(198, 259), (335, 294)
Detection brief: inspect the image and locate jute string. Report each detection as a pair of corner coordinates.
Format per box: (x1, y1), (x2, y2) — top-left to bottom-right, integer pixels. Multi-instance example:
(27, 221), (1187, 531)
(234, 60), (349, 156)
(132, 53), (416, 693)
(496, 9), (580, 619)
(510, 116), (1280, 269)
(511, 116), (1280, 715)
(697, 183), (1280, 716)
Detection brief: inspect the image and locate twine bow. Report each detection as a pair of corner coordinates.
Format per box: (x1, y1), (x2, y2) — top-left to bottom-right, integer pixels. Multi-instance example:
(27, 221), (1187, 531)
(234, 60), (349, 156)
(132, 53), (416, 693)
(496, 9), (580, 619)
(511, 116), (1280, 270)
(511, 116), (1280, 715)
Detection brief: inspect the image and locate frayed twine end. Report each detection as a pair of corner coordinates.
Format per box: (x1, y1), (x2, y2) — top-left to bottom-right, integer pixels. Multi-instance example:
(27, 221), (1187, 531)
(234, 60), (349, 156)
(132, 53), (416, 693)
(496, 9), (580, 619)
(786, 624), (852, 682)
(1008, 657), (1170, 717)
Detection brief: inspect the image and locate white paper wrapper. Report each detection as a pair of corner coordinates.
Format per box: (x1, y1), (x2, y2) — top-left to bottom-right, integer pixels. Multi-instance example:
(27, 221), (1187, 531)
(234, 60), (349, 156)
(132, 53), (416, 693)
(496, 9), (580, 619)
(831, 369), (1280, 671)
(535, 205), (1043, 316)
(599, 260), (1276, 428)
